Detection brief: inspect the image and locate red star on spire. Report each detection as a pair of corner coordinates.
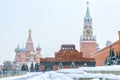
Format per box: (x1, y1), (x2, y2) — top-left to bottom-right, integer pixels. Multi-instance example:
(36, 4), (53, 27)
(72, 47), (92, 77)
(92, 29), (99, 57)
(86, 1), (89, 5)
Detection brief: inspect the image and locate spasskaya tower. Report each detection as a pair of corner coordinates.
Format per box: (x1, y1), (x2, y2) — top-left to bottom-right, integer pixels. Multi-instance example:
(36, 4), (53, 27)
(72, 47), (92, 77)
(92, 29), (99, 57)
(80, 2), (97, 57)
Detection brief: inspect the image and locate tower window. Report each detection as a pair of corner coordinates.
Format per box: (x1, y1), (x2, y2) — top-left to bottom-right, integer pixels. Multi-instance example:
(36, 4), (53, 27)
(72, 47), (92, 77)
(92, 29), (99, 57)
(87, 19), (89, 23)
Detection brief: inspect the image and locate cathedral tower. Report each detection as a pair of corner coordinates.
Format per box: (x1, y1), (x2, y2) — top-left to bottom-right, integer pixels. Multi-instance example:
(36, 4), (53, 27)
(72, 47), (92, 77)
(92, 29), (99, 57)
(15, 29), (42, 65)
(26, 29), (34, 53)
(36, 44), (41, 62)
(80, 2), (96, 57)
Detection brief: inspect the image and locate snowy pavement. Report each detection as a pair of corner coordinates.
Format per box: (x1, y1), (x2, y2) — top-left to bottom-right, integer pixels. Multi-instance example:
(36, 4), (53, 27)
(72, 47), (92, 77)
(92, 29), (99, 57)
(13, 72), (43, 80)
(1, 72), (43, 80)
(1, 71), (120, 80)
(2, 65), (120, 80)
(1, 71), (73, 80)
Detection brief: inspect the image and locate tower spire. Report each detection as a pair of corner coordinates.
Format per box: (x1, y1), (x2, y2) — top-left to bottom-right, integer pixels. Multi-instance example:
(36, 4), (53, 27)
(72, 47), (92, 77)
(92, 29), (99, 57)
(26, 28), (33, 44)
(86, 1), (90, 17)
(83, 1), (93, 37)
(80, 2), (97, 57)
(26, 29), (34, 52)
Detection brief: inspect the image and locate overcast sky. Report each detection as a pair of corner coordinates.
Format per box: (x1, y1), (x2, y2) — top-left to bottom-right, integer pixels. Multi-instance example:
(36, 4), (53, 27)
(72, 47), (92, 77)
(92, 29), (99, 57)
(0, 0), (120, 64)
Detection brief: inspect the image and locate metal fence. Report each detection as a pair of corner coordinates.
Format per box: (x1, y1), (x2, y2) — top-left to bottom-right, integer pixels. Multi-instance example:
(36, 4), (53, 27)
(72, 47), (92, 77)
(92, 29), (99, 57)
(0, 70), (27, 78)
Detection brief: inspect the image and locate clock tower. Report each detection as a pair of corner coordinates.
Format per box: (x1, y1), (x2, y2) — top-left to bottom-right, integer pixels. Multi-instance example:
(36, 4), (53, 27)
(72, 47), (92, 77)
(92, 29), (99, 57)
(80, 2), (96, 57)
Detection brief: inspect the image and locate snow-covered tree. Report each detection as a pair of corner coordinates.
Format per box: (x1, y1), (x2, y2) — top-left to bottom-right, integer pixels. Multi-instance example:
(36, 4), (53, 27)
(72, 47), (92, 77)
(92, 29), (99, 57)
(71, 62), (75, 68)
(104, 47), (116, 65)
(30, 62), (34, 72)
(21, 63), (28, 72)
(21, 64), (26, 71)
(116, 51), (120, 65)
(58, 62), (63, 69)
(35, 63), (40, 72)
(84, 63), (87, 67)
(104, 47), (120, 66)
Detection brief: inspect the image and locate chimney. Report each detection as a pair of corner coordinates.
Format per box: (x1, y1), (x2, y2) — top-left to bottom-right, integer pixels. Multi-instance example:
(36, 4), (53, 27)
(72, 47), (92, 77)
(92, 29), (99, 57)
(118, 31), (120, 41)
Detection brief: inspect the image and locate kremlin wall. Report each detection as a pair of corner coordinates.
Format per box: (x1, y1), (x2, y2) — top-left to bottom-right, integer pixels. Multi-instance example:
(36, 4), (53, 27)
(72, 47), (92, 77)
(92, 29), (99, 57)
(90, 31), (120, 66)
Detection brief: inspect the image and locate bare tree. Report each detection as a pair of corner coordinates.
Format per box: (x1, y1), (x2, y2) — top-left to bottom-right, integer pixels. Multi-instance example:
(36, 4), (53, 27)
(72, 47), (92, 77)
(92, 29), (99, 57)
(3, 61), (13, 70)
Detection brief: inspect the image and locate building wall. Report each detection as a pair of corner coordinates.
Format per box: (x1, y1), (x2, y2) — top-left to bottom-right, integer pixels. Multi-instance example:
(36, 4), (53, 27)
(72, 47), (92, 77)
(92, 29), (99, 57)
(90, 31), (120, 66)
(40, 44), (96, 71)
(40, 61), (96, 71)
(80, 41), (96, 57)
(55, 50), (83, 62)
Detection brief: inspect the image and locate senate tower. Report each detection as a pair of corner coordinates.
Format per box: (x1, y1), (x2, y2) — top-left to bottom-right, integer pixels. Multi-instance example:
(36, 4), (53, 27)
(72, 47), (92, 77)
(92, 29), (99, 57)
(80, 2), (97, 57)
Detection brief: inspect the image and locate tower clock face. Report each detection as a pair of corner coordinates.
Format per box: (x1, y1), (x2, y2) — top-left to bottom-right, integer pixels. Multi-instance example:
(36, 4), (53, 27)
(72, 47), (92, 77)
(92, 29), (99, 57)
(86, 29), (91, 35)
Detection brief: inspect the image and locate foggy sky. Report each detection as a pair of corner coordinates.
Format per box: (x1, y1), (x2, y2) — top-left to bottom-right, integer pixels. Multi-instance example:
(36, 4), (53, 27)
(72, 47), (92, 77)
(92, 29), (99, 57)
(0, 0), (120, 64)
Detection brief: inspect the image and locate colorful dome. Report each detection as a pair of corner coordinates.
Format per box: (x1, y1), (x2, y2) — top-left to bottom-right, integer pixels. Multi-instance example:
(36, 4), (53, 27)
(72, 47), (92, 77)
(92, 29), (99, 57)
(19, 47), (26, 53)
(36, 44), (41, 51)
(15, 45), (26, 53)
(15, 45), (20, 53)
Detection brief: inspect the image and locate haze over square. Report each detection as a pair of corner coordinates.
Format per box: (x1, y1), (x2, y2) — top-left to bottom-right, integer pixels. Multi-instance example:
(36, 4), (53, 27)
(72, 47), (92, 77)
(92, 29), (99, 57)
(0, 0), (120, 63)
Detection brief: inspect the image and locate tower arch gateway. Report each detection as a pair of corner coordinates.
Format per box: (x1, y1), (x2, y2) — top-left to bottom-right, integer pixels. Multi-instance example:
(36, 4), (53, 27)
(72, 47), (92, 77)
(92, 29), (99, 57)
(80, 2), (97, 57)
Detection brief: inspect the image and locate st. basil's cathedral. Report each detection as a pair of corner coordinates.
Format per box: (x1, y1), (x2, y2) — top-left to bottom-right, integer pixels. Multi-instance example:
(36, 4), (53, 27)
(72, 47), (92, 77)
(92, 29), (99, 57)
(14, 29), (41, 66)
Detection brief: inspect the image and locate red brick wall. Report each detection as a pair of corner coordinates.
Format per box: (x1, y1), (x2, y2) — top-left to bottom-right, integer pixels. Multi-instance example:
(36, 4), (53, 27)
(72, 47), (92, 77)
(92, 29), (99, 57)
(90, 31), (120, 66)
(55, 50), (83, 62)
(80, 41), (96, 57)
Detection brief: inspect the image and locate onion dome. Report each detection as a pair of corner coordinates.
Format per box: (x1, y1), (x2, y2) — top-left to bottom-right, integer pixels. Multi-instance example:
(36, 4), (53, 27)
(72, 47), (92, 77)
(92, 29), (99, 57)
(15, 45), (20, 53)
(29, 28), (32, 32)
(19, 47), (26, 53)
(36, 44), (41, 51)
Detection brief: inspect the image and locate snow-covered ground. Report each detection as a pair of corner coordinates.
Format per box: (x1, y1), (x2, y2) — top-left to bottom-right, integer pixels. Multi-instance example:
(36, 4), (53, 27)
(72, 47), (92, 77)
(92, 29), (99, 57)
(1, 71), (73, 80)
(1, 72), (43, 80)
(1, 65), (120, 80)
(78, 65), (120, 71)
(57, 65), (120, 80)
(40, 71), (73, 80)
